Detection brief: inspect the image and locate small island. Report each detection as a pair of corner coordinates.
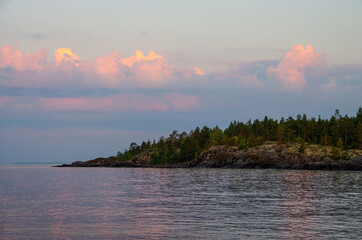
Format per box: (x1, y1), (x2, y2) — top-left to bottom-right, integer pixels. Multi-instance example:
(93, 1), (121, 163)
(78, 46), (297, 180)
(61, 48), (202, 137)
(57, 108), (362, 170)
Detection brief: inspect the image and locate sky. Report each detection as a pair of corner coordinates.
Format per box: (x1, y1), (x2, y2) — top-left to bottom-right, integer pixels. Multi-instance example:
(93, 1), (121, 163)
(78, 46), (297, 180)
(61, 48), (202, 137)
(0, 0), (361, 163)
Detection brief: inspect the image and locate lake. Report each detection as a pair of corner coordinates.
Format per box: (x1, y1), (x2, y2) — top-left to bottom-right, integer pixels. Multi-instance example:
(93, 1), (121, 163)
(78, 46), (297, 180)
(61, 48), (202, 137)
(1, 165), (361, 239)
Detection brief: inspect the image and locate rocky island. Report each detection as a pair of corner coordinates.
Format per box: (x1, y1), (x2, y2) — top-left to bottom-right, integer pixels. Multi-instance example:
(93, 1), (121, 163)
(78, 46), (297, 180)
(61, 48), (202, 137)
(57, 142), (362, 170)
(56, 108), (362, 171)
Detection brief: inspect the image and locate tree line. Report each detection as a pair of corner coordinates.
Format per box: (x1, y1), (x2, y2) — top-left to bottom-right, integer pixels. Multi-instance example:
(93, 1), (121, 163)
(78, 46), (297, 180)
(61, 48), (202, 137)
(117, 108), (362, 164)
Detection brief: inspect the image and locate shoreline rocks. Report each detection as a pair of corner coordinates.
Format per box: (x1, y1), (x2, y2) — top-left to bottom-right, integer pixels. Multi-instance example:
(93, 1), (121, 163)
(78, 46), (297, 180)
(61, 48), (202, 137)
(55, 143), (362, 171)
(189, 145), (362, 170)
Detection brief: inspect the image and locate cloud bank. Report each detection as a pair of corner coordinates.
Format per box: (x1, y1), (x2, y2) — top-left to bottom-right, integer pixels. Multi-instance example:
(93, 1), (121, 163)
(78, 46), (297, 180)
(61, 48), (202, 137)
(0, 44), (204, 89)
(0, 43), (361, 114)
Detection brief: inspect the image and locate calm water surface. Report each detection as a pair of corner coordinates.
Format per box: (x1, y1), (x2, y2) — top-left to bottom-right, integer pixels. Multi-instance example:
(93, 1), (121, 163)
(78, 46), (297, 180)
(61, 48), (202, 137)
(0, 165), (361, 239)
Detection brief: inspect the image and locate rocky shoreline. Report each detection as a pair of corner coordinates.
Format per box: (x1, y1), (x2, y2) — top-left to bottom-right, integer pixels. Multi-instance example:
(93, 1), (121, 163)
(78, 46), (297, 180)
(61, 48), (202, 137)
(55, 143), (362, 171)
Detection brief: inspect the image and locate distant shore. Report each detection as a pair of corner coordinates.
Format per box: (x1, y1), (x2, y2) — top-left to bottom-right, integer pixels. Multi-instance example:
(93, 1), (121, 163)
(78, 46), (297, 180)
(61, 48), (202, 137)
(55, 143), (362, 171)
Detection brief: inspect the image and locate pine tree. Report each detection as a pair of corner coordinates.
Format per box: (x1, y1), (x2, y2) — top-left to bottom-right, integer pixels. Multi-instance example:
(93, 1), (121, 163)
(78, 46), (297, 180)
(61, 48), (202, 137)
(337, 137), (343, 159)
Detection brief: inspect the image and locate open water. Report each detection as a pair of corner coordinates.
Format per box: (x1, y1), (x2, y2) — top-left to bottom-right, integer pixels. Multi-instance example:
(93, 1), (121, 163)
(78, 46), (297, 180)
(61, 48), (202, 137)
(0, 165), (361, 239)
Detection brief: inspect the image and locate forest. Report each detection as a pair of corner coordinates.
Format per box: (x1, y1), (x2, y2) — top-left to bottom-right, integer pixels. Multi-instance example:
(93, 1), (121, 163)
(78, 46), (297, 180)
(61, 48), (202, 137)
(117, 108), (362, 164)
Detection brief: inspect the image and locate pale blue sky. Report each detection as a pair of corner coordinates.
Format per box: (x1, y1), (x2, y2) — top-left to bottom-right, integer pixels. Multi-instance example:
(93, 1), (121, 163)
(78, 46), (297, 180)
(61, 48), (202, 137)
(0, 0), (361, 163)
(1, 0), (361, 70)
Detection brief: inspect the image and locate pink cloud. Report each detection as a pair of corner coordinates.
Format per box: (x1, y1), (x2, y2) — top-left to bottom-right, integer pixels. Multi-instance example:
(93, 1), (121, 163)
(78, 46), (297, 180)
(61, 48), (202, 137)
(166, 93), (199, 111)
(36, 94), (199, 112)
(193, 66), (204, 75)
(94, 51), (121, 78)
(92, 50), (182, 87)
(55, 48), (80, 66)
(0, 45), (204, 89)
(267, 44), (326, 91)
(37, 97), (112, 111)
(0, 44), (48, 71)
(127, 96), (170, 112)
(120, 50), (164, 67)
(128, 58), (175, 87)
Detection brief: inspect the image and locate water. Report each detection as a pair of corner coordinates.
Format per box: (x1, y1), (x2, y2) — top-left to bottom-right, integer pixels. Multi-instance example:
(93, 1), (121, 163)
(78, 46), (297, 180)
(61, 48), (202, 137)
(1, 165), (361, 239)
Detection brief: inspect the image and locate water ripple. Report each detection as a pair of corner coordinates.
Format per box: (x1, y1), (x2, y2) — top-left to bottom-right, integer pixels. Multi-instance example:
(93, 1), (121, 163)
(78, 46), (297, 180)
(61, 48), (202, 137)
(1, 166), (361, 239)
